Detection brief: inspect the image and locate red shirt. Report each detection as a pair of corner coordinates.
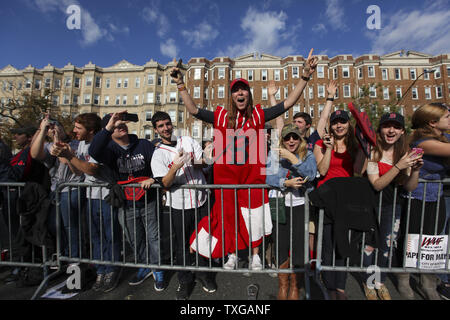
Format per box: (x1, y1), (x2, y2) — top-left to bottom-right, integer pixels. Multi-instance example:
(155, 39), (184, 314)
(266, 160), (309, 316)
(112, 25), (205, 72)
(316, 139), (354, 188)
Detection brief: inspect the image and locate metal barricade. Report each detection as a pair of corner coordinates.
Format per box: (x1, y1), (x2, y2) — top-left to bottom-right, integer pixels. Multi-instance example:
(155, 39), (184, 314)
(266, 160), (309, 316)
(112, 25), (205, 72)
(52, 182), (313, 298)
(0, 182), (54, 300)
(312, 178), (450, 300)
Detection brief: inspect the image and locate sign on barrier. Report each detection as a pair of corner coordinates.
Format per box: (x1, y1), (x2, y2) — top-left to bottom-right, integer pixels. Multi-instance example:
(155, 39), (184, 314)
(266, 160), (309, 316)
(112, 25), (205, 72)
(406, 234), (449, 270)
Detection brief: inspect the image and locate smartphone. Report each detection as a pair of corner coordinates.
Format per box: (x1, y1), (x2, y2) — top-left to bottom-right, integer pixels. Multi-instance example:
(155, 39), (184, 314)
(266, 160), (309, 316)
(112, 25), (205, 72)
(411, 147), (424, 156)
(170, 59), (183, 78)
(121, 113), (139, 122)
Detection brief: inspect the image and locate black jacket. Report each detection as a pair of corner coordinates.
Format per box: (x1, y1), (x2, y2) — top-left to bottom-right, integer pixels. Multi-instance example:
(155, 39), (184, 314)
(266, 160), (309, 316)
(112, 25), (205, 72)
(13, 182), (54, 257)
(309, 177), (380, 260)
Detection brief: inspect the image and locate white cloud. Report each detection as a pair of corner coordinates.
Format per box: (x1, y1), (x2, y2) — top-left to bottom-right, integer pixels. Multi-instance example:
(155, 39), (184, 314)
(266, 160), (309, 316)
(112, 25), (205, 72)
(181, 22), (219, 48)
(312, 23), (327, 34)
(325, 0), (348, 31)
(142, 7), (170, 38)
(219, 7), (297, 58)
(160, 38), (179, 58)
(369, 8), (450, 55)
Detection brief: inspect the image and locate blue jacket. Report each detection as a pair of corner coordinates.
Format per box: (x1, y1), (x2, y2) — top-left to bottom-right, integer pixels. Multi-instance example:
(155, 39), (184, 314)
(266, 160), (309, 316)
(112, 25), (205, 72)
(265, 149), (317, 195)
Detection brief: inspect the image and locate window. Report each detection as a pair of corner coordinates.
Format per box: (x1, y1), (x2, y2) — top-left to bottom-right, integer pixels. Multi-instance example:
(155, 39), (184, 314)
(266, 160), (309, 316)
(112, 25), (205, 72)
(436, 86), (443, 99)
(343, 85), (351, 98)
(95, 77), (101, 88)
(395, 68), (401, 80)
(284, 87), (288, 99)
(447, 65), (450, 77)
(192, 125), (200, 138)
(135, 77), (140, 88)
(218, 86), (225, 99)
(284, 68), (288, 80)
(147, 74), (155, 85)
(248, 70), (254, 81)
(308, 87), (313, 99)
(169, 110), (176, 123)
(317, 66), (325, 78)
(156, 93), (161, 104)
(55, 79), (61, 89)
(382, 69), (388, 80)
(94, 94), (99, 105)
(318, 85), (325, 98)
(342, 66), (350, 78)
(84, 94), (91, 104)
(334, 87), (339, 99)
(116, 78), (122, 88)
(134, 94), (139, 105)
(145, 111), (153, 121)
(261, 69), (268, 81)
(262, 88), (268, 100)
(412, 88), (418, 99)
(63, 95), (69, 105)
(74, 77), (80, 88)
(310, 106), (315, 118)
(52, 95), (59, 106)
(104, 95), (109, 105)
(292, 66), (299, 78)
(333, 68), (338, 79)
(145, 129), (152, 140)
(115, 95), (120, 105)
(235, 70), (241, 79)
(358, 68), (363, 79)
(45, 78), (51, 89)
(368, 66), (375, 78)
(410, 69), (417, 80)
(73, 94), (79, 105)
(274, 70), (280, 81)
(425, 87), (431, 99)
(123, 78), (129, 88)
(147, 92), (154, 103)
(178, 111), (184, 123)
(383, 87), (389, 100)
(157, 75), (162, 86)
(25, 79), (31, 89)
(424, 71), (430, 80)
(434, 67), (441, 79)
(369, 86), (377, 98)
(65, 77), (72, 87)
(396, 88), (402, 99)
(169, 92), (177, 103)
(34, 79), (41, 90)
(275, 89), (281, 100)
(194, 69), (202, 80)
(193, 86), (200, 99)
(85, 76), (92, 87)
(218, 68), (225, 79)
(105, 78), (111, 89)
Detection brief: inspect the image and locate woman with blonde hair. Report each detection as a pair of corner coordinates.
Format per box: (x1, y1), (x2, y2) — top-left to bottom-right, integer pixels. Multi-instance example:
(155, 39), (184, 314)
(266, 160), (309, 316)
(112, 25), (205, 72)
(399, 103), (449, 300)
(266, 124), (317, 300)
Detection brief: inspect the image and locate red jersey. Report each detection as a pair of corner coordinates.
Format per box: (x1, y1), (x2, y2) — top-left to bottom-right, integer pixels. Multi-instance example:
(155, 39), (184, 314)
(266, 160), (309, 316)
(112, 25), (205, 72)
(316, 139), (353, 188)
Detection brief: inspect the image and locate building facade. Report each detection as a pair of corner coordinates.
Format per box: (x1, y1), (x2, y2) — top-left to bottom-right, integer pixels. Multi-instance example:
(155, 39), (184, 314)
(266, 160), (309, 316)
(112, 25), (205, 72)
(1, 50), (449, 142)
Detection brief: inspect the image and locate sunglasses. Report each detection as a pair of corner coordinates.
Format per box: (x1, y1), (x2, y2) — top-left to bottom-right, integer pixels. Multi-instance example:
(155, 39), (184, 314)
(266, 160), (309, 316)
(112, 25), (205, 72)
(283, 133), (301, 141)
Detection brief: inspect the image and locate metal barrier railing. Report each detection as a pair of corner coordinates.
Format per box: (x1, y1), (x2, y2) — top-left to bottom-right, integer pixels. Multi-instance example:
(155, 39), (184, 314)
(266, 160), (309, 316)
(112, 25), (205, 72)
(0, 182), (54, 300)
(1, 178), (448, 300)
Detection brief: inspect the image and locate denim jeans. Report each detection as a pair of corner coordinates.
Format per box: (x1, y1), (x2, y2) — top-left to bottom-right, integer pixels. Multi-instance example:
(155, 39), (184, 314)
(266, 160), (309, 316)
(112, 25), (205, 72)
(48, 190), (83, 258)
(88, 199), (121, 274)
(118, 199), (161, 268)
(362, 204), (401, 284)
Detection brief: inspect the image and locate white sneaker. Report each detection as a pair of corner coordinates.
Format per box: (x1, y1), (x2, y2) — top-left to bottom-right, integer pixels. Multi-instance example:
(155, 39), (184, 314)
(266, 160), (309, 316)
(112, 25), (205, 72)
(223, 254), (238, 270)
(251, 254), (262, 270)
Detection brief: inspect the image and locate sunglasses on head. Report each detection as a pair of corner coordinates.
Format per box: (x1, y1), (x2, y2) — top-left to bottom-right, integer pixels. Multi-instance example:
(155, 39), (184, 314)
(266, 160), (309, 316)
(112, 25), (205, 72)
(283, 133), (300, 141)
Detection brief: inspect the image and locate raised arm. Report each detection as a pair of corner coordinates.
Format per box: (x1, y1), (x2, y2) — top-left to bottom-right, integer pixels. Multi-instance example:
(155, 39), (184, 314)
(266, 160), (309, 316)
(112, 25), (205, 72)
(268, 80), (284, 136)
(283, 49), (318, 110)
(316, 80), (337, 139)
(170, 59), (198, 116)
(314, 136), (333, 177)
(30, 115), (50, 161)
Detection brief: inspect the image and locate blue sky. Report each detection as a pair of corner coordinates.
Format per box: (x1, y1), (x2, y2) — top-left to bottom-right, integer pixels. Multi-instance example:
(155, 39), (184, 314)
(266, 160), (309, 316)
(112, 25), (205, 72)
(1, 0), (449, 69)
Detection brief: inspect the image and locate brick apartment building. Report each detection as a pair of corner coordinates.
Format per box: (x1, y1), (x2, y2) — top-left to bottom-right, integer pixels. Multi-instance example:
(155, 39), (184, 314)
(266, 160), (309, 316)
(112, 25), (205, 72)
(1, 50), (448, 142)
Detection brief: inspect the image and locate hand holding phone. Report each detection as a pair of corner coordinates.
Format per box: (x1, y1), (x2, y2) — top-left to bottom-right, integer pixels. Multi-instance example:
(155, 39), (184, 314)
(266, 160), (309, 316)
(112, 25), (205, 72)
(170, 59), (183, 78)
(120, 113), (139, 122)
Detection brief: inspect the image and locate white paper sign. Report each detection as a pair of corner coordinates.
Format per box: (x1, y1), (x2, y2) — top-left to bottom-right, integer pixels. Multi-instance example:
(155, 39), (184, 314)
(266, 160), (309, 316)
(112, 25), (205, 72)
(405, 234), (449, 270)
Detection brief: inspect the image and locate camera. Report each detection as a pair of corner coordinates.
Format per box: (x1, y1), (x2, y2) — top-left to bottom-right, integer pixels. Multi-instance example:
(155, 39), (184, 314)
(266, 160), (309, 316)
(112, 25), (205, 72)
(170, 59), (183, 78)
(120, 113), (139, 122)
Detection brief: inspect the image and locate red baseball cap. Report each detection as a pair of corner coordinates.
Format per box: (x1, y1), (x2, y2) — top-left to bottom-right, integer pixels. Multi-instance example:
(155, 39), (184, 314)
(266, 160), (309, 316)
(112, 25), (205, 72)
(230, 78), (250, 92)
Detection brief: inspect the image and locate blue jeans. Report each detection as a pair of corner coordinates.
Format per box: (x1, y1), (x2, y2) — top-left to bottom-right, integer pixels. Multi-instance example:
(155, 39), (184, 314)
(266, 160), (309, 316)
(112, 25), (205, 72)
(363, 204), (401, 284)
(48, 190), (83, 258)
(118, 200), (161, 268)
(88, 199), (121, 274)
